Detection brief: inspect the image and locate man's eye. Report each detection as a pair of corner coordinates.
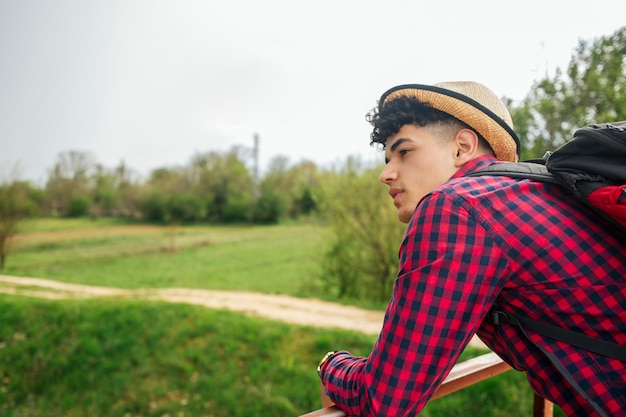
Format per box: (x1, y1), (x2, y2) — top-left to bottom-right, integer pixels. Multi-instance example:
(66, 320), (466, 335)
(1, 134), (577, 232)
(399, 149), (410, 157)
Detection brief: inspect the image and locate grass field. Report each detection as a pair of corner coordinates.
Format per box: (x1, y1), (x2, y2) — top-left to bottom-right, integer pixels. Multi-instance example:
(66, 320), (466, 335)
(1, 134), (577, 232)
(6, 218), (330, 296)
(1, 218), (565, 416)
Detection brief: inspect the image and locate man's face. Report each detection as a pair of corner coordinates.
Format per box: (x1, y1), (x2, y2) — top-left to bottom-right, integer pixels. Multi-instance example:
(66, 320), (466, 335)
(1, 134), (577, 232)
(380, 124), (460, 223)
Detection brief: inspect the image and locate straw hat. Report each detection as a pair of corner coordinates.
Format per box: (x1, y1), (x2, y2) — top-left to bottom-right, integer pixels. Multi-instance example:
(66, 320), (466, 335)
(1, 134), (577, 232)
(379, 81), (521, 162)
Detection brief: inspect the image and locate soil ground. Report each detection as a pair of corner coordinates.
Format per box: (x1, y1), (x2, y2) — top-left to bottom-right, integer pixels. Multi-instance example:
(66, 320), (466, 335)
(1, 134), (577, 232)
(0, 274), (486, 347)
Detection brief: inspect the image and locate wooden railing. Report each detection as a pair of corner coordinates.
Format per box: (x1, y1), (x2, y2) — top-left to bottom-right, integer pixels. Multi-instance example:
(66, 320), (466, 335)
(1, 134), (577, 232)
(299, 352), (553, 417)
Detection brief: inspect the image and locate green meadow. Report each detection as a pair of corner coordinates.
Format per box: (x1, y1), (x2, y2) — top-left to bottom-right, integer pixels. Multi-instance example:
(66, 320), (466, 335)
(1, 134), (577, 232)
(1, 218), (564, 416)
(5, 218), (330, 295)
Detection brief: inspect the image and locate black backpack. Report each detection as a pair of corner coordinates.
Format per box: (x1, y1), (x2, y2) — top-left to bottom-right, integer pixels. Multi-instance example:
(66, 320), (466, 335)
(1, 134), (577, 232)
(466, 121), (626, 358)
(469, 120), (626, 234)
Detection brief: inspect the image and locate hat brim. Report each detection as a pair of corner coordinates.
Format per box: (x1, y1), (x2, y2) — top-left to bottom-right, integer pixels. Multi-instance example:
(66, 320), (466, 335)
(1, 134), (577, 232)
(380, 84), (521, 162)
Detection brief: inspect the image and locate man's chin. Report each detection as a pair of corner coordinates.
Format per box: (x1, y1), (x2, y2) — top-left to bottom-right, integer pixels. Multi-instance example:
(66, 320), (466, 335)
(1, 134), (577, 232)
(398, 210), (412, 224)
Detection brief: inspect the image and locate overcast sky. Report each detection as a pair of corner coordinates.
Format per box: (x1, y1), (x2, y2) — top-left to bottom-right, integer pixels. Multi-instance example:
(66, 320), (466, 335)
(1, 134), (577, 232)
(1, 0), (624, 185)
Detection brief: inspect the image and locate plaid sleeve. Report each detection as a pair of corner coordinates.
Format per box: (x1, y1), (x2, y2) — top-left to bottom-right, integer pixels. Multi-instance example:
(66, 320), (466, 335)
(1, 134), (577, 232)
(320, 190), (511, 416)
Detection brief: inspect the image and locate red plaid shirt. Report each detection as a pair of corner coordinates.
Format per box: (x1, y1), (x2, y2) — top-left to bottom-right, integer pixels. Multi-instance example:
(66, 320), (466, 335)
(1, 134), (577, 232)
(319, 156), (626, 416)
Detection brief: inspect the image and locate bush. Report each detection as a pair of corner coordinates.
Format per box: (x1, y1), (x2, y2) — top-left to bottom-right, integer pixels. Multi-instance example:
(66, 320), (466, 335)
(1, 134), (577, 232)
(251, 191), (287, 223)
(316, 159), (405, 302)
(167, 194), (205, 223)
(138, 191), (168, 222)
(222, 196), (251, 223)
(66, 194), (91, 218)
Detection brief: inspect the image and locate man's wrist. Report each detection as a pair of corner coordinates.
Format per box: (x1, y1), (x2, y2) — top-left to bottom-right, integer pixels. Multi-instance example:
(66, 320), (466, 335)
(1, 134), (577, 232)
(317, 351), (336, 376)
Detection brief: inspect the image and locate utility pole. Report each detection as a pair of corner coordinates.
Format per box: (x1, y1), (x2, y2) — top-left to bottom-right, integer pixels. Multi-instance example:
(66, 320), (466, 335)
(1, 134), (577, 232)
(253, 133), (260, 195)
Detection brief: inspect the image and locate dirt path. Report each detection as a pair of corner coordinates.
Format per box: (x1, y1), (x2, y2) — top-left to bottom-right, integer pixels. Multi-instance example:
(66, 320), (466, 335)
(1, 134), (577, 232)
(0, 274), (485, 347)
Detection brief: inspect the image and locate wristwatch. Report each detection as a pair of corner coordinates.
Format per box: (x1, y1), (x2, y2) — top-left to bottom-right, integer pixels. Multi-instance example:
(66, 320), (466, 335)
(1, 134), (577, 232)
(317, 351), (336, 375)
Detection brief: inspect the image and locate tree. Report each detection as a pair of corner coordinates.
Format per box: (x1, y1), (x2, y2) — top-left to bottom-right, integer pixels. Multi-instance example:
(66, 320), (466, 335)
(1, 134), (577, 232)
(113, 161), (142, 218)
(139, 167), (185, 222)
(316, 157), (405, 301)
(91, 164), (121, 218)
(511, 26), (626, 159)
(259, 157), (321, 220)
(45, 150), (96, 216)
(191, 147), (255, 222)
(0, 181), (33, 269)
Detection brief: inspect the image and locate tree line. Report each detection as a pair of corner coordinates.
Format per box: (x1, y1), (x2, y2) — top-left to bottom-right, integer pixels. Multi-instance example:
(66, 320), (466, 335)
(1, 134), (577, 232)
(4, 146), (320, 224)
(2, 27), (624, 302)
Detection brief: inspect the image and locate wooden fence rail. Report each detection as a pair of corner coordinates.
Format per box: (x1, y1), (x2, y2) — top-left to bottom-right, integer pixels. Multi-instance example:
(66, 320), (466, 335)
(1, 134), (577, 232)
(299, 352), (553, 417)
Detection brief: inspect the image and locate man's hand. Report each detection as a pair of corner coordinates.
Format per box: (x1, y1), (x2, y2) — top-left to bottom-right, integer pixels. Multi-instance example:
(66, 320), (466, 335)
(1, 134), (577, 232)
(320, 382), (335, 408)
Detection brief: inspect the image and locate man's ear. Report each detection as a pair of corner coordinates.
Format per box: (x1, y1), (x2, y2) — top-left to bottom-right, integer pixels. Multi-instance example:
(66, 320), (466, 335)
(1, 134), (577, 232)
(453, 129), (481, 167)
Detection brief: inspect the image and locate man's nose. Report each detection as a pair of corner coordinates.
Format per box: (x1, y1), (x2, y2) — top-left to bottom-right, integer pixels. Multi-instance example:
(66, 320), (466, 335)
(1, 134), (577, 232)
(379, 163), (397, 184)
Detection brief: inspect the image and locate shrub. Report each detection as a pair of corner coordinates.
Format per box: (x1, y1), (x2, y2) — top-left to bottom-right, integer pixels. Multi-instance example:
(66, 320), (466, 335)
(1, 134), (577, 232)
(252, 191), (287, 223)
(66, 194), (91, 218)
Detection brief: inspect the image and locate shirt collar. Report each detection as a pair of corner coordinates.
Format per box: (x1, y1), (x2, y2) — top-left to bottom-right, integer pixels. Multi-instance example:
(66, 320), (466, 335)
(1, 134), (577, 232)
(451, 155), (499, 179)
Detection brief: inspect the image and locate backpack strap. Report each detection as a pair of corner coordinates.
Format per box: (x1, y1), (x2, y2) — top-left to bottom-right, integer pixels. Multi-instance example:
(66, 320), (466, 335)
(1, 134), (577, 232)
(489, 308), (620, 417)
(467, 161), (560, 185)
(468, 162), (626, 235)
(489, 309), (626, 362)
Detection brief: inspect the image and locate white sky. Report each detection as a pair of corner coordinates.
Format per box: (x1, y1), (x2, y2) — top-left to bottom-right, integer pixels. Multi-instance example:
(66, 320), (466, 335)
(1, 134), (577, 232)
(1, 0), (624, 185)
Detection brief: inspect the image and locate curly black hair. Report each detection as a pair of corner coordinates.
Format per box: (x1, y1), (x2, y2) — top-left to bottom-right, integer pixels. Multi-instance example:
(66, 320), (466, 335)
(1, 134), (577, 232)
(366, 96), (490, 151)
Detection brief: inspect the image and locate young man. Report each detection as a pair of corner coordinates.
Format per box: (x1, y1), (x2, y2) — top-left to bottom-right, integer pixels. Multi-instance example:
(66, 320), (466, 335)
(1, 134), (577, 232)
(317, 81), (626, 416)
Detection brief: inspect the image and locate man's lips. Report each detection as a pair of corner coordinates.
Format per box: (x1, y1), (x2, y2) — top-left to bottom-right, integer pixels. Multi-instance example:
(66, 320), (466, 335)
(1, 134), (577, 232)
(388, 188), (403, 206)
